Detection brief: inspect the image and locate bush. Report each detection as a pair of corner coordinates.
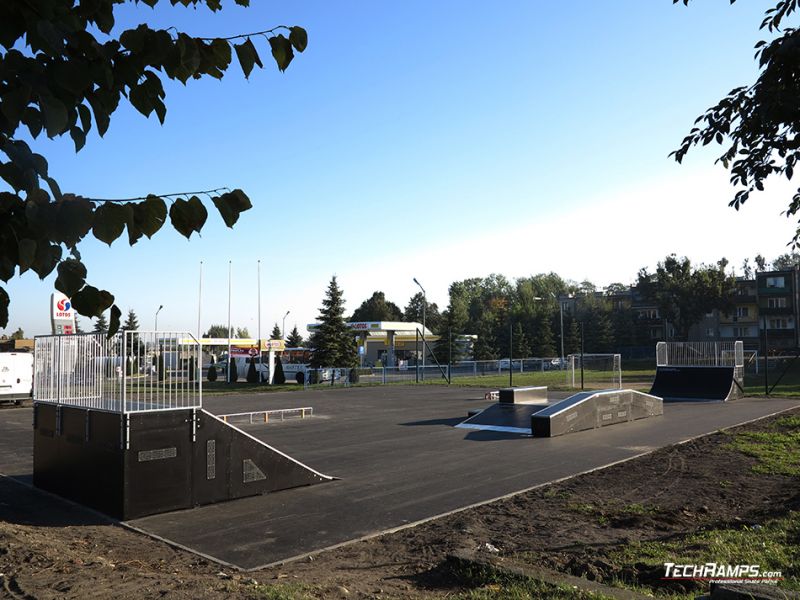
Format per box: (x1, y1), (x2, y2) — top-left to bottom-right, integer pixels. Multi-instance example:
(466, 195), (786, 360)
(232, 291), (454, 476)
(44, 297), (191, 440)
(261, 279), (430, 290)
(348, 368), (359, 384)
(157, 352), (165, 382)
(273, 355), (286, 385)
(246, 356), (259, 383)
(125, 356), (138, 376)
(187, 359), (196, 381)
(207, 364), (218, 382)
(229, 356), (238, 383)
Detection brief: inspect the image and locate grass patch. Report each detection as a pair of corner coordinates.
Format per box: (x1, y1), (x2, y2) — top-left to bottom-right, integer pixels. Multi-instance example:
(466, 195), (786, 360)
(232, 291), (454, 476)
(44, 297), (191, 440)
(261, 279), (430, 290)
(253, 582), (317, 600)
(726, 415), (800, 476)
(448, 560), (616, 600)
(608, 512), (800, 592)
(201, 381), (302, 395)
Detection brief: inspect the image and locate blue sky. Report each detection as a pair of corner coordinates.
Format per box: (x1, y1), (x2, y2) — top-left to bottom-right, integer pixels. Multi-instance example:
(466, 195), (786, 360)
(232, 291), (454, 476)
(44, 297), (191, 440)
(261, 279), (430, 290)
(5, 1), (798, 337)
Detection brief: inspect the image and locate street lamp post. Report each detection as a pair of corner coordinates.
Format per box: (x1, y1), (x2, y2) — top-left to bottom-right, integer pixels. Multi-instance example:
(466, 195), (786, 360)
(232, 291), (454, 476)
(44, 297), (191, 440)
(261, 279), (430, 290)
(282, 310), (290, 340)
(413, 278), (426, 380)
(154, 305), (163, 331)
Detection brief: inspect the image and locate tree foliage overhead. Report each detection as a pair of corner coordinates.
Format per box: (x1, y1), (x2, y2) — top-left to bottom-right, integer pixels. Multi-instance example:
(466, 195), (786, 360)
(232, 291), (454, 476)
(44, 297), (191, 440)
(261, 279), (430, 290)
(672, 0), (800, 244)
(0, 0), (308, 332)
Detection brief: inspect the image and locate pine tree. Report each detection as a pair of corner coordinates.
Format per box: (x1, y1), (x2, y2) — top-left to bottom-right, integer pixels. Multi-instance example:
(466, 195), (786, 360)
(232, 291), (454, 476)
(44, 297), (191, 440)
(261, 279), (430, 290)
(75, 317), (84, 334)
(472, 317), (499, 360)
(531, 314), (556, 357)
(286, 325), (304, 347)
(122, 309), (139, 331)
(564, 316), (581, 355)
(93, 312), (109, 333)
(511, 322), (531, 358)
(308, 276), (358, 368)
(270, 323), (282, 340)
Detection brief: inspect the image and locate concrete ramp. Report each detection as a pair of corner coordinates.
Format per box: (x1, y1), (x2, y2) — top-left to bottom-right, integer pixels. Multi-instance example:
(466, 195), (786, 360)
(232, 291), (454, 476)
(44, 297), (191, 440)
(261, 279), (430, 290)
(456, 402), (548, 434)
(531, 389), (663, 438)
(649, 366), (743, 402)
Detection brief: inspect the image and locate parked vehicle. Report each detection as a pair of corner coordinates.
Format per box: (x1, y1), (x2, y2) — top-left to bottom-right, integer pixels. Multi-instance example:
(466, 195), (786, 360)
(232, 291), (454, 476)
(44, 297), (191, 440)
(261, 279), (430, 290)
(0, 352), (33, 404)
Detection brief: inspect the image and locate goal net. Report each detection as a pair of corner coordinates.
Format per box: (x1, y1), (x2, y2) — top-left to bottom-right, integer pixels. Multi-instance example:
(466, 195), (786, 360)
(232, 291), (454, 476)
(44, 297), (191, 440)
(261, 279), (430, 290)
(566, 353), (622, 389)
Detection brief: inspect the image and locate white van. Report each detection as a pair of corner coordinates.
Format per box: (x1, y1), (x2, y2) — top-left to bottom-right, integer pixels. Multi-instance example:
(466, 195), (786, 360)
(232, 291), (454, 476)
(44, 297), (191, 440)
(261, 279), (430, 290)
(0, 352), (33, 404)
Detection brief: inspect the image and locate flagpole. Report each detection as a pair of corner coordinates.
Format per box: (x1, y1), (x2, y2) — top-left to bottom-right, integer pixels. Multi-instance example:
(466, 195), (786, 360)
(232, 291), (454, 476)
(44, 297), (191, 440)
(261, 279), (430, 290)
(227, 260), (232, 384)
(197, 260), (203, 339)
(257, 259), (262, 380)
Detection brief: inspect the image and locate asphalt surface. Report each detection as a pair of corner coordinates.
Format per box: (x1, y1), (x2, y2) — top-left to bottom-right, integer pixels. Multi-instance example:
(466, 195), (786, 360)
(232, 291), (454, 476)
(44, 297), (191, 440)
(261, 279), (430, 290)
(0, 386), (797, 570)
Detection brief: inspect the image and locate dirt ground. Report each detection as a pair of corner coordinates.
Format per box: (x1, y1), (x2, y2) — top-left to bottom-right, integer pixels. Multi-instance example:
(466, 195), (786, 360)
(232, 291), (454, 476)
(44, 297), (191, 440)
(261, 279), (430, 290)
(0, 406), (798, 600)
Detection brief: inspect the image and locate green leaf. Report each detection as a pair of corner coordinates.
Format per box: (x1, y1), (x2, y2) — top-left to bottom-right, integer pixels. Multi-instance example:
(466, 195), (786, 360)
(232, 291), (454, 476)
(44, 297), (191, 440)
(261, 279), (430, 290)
(22, 107), (43, 139)
(55, 259), (87, 297)
(269, 34), (294, 72)
(77, 103), (92, 134)
(210, 38), (232, 69)
(40, 95), (69, 137)
(0, 287), (8, 328)
(53, 60), (92, 96)
(108, 304), (122, 337)
(133, 195), (167, 239)
(129, 83), (155, 118)
(169, 196), (208, 239)
(93, 202), (131, 246)
(289, 26), (308, 53)
(1, 86), (31, 127)
(69, 126), (86, 152)
(71, 285), (115, 318)
(17, 239), (36, 273)
(31, 243), (62, 279)
(234, 38), (262, 79)
(212, 189), (252, 227)
(53, 196), (92, 247)
(0, 257), (14, 282)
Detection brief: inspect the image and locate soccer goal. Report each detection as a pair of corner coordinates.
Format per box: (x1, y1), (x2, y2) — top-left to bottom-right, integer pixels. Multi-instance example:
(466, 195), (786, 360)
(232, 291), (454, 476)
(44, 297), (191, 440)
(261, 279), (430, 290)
(566, 353), (622, 389)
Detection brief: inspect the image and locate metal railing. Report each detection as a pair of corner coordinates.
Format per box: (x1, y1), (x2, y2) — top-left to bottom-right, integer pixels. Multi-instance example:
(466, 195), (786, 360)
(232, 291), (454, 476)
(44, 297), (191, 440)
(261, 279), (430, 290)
(298, 357), (620, 389)
(34, 331), (202, 413)
(656, 341), (744, 368)
(219, 407), (313, 424)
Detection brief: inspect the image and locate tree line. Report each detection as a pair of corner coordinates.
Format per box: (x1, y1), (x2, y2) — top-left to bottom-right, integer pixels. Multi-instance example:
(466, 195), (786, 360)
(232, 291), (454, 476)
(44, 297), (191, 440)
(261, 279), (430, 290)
(308, 252), (798, 365)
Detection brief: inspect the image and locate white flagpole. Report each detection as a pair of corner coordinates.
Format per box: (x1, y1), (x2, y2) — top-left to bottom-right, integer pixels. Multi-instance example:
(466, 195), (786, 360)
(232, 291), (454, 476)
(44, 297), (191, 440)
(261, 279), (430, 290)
(197, 260), (203, 339)
(227, 260), (232, 384)
(257, 259), (262, 380)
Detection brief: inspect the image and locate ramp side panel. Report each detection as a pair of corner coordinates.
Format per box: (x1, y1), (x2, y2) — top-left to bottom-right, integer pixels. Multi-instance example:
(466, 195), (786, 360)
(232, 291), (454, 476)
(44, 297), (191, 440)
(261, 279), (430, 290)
(532, 390), (663, 438)
(650, 366), (737, 401)
(197, 410), (332, 502)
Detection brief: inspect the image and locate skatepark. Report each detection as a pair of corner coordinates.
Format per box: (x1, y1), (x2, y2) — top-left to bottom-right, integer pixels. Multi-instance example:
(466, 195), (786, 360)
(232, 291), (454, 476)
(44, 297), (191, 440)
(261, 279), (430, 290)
(2, 332), (798, 570)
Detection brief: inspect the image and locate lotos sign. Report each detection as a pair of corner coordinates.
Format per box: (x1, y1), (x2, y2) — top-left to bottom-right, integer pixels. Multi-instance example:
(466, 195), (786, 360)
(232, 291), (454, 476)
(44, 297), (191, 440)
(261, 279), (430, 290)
(51, 292), (76, 335)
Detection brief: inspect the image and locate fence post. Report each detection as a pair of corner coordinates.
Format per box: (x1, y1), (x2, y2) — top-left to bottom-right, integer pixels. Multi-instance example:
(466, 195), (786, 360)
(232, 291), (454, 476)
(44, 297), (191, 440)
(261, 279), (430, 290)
(382, 367), (386, 384)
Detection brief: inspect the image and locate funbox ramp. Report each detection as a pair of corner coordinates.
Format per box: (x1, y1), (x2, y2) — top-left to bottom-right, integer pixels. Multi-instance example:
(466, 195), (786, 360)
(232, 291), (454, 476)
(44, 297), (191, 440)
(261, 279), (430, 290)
(33, 403), (332, 520)
(531, 389), (663, 437)
(649, 366), (743, 402)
